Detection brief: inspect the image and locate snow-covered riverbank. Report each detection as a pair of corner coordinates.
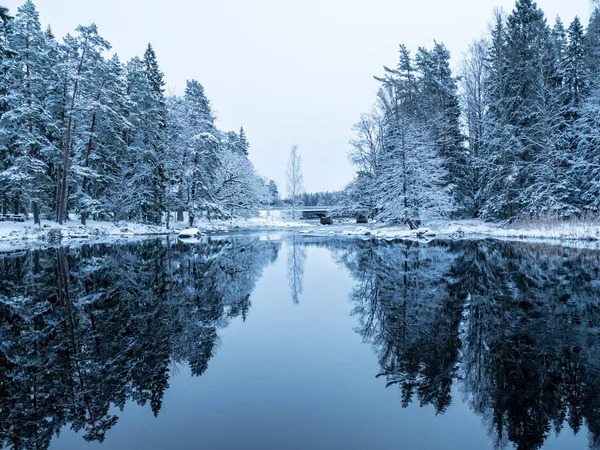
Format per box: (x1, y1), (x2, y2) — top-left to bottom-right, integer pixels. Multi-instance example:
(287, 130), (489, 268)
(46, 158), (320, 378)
(301, 219), (600, 248)
(2, 216), (600, 253)
(0, 214), (307, 252)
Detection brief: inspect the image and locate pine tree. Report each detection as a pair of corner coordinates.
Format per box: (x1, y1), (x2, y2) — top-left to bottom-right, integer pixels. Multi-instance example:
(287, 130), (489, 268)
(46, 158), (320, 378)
(585, 8), (600, 86)
(565, 17), (588, 111)
(142, 43), (167, 223)
(238, 127), (249, 156)
(0, 0), (53, 223)
(56, 24), (111, 224)
(415, 42), (467, 216)
(372, 45), (453, 225)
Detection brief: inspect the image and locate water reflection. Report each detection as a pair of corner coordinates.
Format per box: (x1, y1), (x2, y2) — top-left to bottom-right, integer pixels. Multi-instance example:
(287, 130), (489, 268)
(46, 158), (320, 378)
(0, 237), (280, 449)
(337, 239), (600, 450)
(287, 235), (307, 304)
(0, 236), (599, 449)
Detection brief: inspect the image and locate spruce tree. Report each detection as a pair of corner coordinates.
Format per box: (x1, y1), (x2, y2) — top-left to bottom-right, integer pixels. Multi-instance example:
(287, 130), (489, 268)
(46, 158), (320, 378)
(238, 127), (249, 156)
(0, 0), (52, 223)
(415, 42), (468, 216)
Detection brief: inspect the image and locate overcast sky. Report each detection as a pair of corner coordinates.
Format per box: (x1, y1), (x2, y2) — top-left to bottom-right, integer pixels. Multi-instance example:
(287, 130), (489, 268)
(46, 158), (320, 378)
(2, 0), (594, 194)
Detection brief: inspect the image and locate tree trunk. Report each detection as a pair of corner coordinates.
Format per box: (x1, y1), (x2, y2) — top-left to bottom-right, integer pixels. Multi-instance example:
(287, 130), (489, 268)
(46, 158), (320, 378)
(81, 86), (102, 226)
(58, 48), (86, 224)
(32, 201), (40, 226)
(55, 164), (62, 221)
(177, 183), (184, 222)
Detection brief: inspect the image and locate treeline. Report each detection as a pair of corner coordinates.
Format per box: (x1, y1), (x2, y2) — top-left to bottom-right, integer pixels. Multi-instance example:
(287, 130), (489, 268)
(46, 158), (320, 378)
(299, 191), (340, 207)
(348, 0), (600, 224)
(0, 1), (271, 226)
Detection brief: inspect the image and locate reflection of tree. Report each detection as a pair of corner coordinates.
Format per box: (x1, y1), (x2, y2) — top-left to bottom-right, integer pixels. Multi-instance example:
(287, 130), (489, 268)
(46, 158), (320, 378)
(287, 235), (307, 304)
(0, 236), (280, 450)
(340, 240), (459, 413)
(340, 239), (600, 450)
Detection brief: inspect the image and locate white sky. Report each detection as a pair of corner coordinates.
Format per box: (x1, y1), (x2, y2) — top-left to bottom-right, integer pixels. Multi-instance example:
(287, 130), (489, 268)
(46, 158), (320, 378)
(3, 0), (594, 194)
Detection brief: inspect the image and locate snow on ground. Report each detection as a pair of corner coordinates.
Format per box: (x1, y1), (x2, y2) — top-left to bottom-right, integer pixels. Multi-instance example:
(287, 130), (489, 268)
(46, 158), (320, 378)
(2, 214), (600, 253)
(0, 212), (308, 252)
(307, 219), (600, 249)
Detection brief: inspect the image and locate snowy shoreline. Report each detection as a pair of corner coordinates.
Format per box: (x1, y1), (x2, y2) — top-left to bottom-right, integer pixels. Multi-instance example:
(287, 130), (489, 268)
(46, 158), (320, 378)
(1, 217), (600, 253)
(0, 214), (310, 252)
(300, 219), (600, 249)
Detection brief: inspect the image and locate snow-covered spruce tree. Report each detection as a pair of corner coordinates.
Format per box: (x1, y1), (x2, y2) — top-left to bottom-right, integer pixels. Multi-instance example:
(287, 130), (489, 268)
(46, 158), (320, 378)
(585, 7), (600, 86)
(415, 42), (469, 216)
(478, 2), (575, 220)
(0, 1), (53, 223)
(165, 80), (227, 225)
(238, 127), (249, 156)
(111, 43), (168, 225)
(55, 24), (112, 224)
(348, 44), (453, 227)
(574, 7), (600, 214)
(74, 53), (129, 225)
(142, 43), (167, 223)
(115, 54), (165, 224)
(267, 180), (280, 206)
(575, 85), (600, 212)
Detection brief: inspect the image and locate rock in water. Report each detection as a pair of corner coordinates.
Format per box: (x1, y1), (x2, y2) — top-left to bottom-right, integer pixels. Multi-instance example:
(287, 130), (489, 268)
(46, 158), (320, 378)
(178, 228), (201, 238)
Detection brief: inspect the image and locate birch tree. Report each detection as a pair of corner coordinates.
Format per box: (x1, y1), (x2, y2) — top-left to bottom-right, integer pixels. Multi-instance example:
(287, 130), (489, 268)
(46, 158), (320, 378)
(286, 145), (303, 218)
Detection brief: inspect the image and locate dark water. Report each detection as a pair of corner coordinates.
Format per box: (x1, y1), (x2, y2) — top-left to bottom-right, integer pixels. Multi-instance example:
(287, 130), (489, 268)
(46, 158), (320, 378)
(1, 234), (599, 450)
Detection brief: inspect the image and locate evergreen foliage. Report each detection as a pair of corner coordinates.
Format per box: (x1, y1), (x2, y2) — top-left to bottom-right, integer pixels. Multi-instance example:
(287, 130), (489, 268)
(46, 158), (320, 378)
(0, 2), (265, 226)
(350, 0), (600, 224)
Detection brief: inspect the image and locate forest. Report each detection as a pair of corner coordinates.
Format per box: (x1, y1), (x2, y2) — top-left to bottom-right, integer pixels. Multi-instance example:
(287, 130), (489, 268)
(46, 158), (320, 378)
(2, 0), (600, 229)
(346, 0), (600, 224)
(0, 1), (271, 227)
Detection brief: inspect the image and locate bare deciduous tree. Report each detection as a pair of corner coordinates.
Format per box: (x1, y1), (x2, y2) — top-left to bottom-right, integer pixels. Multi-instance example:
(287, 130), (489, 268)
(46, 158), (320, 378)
(286, 145), (304, 219)
(459, 38), (488, 214)
(349, 110), (385, 177)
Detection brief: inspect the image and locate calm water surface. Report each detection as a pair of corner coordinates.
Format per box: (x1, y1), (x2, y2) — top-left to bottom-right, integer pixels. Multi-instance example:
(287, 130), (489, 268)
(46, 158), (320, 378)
(0, 234), (599, 450)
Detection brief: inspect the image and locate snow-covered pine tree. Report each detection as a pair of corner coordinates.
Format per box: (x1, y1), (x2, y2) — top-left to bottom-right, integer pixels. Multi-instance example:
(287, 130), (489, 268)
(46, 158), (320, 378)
(415, 42), (468, 217)
(0, 1), (53, 223)
(56, 24), (111, 224)
(238, 127), (249, 156)
(372, 45), (453, 225)
(585, 7), (600, 86)
(179, 79), (222, 224)
(117, 53), (166, 224)
(0, 5), (12, 125)
(142, 43), (167, 223)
